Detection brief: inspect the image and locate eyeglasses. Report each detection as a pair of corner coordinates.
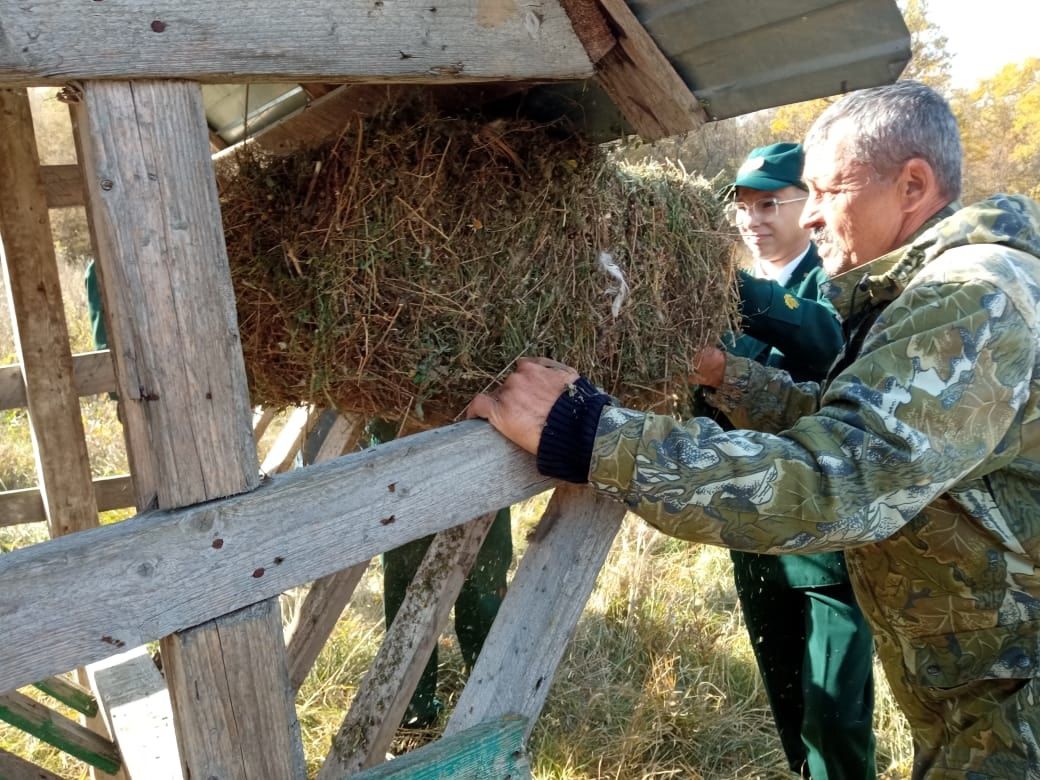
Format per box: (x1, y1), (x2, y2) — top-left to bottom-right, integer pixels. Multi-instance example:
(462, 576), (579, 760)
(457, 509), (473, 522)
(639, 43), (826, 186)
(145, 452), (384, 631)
(723, 196), (808, 226)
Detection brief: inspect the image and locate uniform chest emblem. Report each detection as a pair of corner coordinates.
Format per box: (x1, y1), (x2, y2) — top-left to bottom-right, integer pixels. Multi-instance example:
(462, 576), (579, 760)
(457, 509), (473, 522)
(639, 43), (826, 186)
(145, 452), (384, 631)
(784, 293), (799, 310)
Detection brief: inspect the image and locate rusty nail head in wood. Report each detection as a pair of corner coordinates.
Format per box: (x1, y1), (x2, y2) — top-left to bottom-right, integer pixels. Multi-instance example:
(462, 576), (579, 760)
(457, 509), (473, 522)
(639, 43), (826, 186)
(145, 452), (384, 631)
(100, 179), (114, 191)
(151, 20), (166, 32)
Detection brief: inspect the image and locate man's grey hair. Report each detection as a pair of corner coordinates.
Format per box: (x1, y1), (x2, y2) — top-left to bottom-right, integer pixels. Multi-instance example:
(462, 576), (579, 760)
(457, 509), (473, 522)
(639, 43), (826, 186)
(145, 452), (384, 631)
(805, 81), (962, 201)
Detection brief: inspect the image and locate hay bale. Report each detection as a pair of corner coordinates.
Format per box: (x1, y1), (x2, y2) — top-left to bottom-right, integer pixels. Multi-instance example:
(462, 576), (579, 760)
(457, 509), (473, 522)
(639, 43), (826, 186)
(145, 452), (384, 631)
(219, 104), (737, 426)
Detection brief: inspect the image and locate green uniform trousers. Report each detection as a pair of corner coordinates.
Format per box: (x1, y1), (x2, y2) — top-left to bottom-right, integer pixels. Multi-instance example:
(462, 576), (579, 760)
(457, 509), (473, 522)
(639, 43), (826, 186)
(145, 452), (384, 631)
(733, 566), (876, 779)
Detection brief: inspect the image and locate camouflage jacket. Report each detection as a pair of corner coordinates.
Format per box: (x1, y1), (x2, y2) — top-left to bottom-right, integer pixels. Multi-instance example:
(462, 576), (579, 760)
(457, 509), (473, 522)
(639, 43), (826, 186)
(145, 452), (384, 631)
(590, 195), (1040, 775)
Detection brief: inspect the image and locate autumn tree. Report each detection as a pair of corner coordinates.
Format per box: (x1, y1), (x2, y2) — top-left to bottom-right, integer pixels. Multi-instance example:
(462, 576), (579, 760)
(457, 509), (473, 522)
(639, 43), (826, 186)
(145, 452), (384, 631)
(955, 58), (1040, 203)
(770, 0), (953, 142)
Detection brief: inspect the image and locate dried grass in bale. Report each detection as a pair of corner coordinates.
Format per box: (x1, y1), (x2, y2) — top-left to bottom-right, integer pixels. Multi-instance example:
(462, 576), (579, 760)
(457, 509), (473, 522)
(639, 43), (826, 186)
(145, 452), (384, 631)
(220, 106), (738, 427)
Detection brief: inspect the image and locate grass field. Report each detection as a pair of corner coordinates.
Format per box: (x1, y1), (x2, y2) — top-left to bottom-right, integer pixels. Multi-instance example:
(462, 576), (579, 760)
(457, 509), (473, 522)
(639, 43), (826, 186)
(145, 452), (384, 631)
(0, 262), (913, 777)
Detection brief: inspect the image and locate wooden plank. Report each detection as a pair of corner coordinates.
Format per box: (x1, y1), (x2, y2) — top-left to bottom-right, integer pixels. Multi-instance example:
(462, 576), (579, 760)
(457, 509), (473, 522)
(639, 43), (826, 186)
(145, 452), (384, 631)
(352, 716), (531, 780)
(284, 412), (367, 692)
(0, 0), (593, 86)
(75, 79), (298, 779)
(33, 675), (98, 718)
(74, 80), (259, 511)
(0, 748), (64, 780)
(0, 475), (134, 528)
(260, 405), (313, 475)
(0, 87), (100, 539)
(0, 692), (120, 774)
(446, 485), (625, 737)
(161, 600), (305, 780)
(590, 0), (708, 140)
(252, 407), (278, 444)
(555, 0), (615, 63)
(40, 163), (85, 209)
(286, 564), (368, 692)
(0, 421), (550, 695)
(319, 512), (497, 777)
(86, 647), (182, 780)
(0, 350), (116, 411)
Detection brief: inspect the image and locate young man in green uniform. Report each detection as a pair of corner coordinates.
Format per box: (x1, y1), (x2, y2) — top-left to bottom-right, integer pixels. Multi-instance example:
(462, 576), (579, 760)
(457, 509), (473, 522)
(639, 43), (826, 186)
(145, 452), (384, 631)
(719, 143), (874, 778)
(470, 81), (1040, 776)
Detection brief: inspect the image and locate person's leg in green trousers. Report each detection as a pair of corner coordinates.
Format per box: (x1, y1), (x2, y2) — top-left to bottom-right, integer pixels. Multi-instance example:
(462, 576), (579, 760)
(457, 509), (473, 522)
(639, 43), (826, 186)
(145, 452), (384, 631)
(737, 574), (875, 778)
(800, 585), (876, 780)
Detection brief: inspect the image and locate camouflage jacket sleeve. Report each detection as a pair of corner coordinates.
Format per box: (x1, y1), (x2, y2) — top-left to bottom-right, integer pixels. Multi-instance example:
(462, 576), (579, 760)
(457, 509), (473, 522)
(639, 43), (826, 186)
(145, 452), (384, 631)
(590, 248), (1037, 554)
(703, 354), (822, 434)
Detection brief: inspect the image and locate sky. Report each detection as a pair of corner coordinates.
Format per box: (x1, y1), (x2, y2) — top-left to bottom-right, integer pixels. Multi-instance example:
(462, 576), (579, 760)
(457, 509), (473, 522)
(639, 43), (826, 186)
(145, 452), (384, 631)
(926, 0), (1039, 88)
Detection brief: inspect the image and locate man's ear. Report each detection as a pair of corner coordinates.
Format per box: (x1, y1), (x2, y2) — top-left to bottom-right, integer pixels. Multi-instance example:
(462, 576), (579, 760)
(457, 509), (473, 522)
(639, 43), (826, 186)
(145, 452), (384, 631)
(899, 157), (938, 212)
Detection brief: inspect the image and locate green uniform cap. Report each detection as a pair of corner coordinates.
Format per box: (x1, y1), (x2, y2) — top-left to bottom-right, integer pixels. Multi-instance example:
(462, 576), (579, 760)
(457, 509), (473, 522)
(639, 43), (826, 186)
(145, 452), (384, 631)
(732, 142), (806, 192)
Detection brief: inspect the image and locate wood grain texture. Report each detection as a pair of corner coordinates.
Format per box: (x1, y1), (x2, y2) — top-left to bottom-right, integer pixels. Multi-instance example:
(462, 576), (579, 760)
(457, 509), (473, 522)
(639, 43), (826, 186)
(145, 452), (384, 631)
(0, 0), (593, 86)
(0, 475), (134, 528)
(284, 412), (367, 692)
(0, 421), (551, 700)
(351, 716), (531, 779)
(319, 513), (497, 777)
(33, 675), (98, 718)
(591, 0), (707, 140)
(0, 88), (100, 539)
(0, 350), (116, 411)
(446, 485), (625, 736)
(86, 647), (182, 780)
(285, 563), (368, 692)
(74, 80), (259, 510)
(40, 163), (86, 209)
(0, 748), (64, 780)
(160, 600), (305, 780)
(0, 692), (120, 774)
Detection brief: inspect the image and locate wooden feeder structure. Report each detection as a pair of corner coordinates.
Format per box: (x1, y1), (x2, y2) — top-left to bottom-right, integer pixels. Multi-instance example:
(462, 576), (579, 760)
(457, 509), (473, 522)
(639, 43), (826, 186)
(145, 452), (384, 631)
(0, 0), (910, 777)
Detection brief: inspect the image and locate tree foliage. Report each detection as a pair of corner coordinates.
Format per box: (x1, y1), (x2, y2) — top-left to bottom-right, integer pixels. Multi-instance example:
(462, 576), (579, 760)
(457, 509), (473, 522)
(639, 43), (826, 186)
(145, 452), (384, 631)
(954, 58), (1040, 203)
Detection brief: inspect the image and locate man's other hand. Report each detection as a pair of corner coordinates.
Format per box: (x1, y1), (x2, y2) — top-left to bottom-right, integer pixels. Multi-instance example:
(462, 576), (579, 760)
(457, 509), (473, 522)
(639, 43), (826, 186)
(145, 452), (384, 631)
(690, 347), (726, 388)
(467, 357), (580, 454)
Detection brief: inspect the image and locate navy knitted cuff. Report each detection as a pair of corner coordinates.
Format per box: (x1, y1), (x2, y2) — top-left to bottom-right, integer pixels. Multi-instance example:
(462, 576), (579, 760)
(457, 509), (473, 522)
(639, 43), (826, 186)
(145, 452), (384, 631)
(536, 376), (612, 484)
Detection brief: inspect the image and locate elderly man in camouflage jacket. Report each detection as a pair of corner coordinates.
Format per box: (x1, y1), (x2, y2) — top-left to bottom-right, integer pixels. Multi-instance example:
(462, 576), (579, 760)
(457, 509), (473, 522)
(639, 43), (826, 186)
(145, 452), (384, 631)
(469, 81), (1040, 777)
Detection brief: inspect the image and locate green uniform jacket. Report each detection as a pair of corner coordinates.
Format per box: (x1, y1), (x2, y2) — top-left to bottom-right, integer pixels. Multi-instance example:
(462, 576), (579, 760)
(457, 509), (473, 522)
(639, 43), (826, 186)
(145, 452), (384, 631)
(726, 246), (847, 588)
(589, 195), (1040, 774)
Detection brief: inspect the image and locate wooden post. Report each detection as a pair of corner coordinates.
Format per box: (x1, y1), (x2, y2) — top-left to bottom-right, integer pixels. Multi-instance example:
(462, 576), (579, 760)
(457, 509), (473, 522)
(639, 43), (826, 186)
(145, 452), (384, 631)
(74, 79), (304, 779)
(319, 512), (498, 776)
(446, 485), (626, 737)
(0, 88), (99, 539)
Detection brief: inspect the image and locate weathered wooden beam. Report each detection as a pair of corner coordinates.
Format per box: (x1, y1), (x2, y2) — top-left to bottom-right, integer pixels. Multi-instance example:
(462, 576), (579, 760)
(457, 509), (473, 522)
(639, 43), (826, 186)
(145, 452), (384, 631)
(0, 692), (121, 774)
(252, 407), (279, 444)
(0, 421), (550, 695)
(86, 647), (182, 780)
(0, 475), (134, 528)
(0, 0), (593, 87)
(588, 0), (708, 140)
(284, 413), (367, 692)
(319, 512), (497, 777)
(34, 676), (98, 718)
(260, 405), (313, 475)
(0, 748), (64, 780)
(286, 564), (368, 692)
(40, 163), (86, 209)
(74, 80), (258, 511)
(0, 88), (100, 539)
(0, 350), (116, 411)
(352, 716), (531, 780)
(75, 79), (300, 779)
(446, 485), (626, 737)
(161, 600), (305, 779)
